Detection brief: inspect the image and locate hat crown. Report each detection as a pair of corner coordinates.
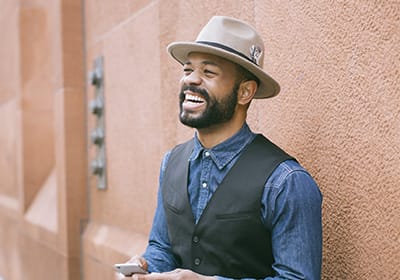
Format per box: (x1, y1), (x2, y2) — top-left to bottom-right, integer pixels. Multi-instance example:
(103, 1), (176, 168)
(196, 16), (265, 67)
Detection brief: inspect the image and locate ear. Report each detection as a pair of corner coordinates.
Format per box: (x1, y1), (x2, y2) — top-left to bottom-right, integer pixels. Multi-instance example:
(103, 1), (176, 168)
(237, 80), (258, 105)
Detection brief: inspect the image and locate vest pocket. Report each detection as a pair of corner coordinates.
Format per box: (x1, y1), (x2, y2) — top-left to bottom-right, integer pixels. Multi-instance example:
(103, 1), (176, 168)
(215, 210), (257, 221)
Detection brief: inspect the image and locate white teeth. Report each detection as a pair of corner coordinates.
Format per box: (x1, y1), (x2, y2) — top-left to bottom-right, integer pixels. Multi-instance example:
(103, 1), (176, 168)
(185, 93), (205, 102)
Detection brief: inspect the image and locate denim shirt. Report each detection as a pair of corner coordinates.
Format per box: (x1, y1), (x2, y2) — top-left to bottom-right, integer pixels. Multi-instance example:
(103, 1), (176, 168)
(143, 124), (322, 280)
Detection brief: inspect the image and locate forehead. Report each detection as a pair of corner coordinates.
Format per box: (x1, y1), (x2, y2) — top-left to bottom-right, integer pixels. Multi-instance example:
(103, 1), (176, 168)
(184, 52), (238, 70)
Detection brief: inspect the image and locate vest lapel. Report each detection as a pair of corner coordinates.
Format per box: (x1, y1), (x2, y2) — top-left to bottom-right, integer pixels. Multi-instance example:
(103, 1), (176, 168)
(162, 139), (195, 223)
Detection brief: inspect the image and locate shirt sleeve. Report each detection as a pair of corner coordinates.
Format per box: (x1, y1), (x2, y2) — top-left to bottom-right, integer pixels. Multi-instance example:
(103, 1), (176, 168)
(142, 151), (178, 273)
(216, 160), (323, 280)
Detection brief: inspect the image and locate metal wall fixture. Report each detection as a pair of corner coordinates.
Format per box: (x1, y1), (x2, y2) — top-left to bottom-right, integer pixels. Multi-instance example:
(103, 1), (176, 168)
(88, 56), (107, 190)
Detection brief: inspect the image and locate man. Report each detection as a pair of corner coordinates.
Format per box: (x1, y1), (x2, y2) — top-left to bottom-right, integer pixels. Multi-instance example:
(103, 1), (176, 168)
(123, 16), (322, 280)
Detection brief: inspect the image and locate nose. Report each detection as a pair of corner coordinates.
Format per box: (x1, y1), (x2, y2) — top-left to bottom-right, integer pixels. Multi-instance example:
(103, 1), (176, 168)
(182, 70), (202, 86)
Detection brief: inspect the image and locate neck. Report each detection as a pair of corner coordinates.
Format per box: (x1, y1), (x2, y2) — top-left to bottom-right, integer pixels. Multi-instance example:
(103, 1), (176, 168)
(196, 113), (246, 149)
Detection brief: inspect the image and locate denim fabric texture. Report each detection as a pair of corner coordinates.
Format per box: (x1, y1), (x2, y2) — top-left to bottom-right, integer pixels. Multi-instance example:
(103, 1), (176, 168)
(143, 124), (322, 280)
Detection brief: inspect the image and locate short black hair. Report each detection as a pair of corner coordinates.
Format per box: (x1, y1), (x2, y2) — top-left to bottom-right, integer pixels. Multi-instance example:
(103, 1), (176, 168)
(236, 64), (260, 86)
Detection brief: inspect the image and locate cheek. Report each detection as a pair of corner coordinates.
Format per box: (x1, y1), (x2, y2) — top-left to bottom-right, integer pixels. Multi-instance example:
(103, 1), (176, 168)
(211, 75), (236, 91)
(208, 82), (235, 99)
(202, 80), (219, 92)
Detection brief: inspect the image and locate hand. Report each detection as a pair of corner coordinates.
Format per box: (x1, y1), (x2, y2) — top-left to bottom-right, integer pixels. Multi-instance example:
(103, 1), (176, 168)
(128, 269), (216, 280)
(115, 255), (149, 280)
(127, 255), (148, 271)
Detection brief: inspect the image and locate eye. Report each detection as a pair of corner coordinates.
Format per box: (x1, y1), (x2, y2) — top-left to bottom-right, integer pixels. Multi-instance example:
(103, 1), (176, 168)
(183, 68), (193, 75)
(204, 69), (217, 77)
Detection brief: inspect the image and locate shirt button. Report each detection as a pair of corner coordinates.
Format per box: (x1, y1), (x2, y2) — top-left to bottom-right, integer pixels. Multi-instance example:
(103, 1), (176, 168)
(194, 258), (201, 266)
(204, 151), (210, 157)
(202, 182), (207, 188)
(193, 236), (199, 243)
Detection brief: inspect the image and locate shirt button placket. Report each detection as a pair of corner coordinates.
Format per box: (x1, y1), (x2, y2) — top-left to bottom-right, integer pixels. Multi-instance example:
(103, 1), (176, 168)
(192, 236), (201, 266)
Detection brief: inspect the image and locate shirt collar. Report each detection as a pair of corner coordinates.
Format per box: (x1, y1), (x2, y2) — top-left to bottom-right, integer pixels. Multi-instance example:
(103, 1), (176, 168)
(189, 123), (256, 170)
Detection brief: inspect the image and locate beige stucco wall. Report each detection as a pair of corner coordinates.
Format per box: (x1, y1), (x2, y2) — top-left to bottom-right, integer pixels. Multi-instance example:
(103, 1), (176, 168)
(0, 0), (399, 279)
(0, 0), (87, 279)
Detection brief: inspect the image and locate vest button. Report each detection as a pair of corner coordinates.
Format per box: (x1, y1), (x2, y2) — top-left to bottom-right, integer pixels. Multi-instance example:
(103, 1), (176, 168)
(193, 236), (199, 243)
(194, 258), (201, 266)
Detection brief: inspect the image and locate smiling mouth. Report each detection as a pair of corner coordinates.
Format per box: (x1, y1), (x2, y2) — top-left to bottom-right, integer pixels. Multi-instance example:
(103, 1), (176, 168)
(184, 93), (206, 103)
(182, 92), (207, 112)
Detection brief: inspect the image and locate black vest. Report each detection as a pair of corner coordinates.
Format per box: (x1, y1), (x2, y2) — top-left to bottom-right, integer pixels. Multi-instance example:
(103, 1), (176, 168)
(162, 134), (293, 278)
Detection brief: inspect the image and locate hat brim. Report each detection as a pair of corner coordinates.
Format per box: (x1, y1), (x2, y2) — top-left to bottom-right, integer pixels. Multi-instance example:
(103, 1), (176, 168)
(167, 42), (280, 99)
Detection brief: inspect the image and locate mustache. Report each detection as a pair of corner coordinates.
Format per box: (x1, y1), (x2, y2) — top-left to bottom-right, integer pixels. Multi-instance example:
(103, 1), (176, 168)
(179, 85), (210, 102)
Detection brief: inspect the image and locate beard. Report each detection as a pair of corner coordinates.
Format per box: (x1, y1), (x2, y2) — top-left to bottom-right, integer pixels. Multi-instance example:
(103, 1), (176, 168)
(179, 83), (239, 129)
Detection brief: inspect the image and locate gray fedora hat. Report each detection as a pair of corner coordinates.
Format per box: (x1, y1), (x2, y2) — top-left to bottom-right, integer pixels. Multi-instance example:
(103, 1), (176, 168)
(167, 16), (280, 99)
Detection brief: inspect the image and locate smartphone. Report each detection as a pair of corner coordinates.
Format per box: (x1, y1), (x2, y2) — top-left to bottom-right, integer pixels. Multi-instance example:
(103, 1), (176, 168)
(114, 263), (148, 276)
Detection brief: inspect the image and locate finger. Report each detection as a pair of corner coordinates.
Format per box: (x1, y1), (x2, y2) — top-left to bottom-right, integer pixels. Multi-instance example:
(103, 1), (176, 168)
(137, 272), (170, 279)
(127, 256), (148, 271)
(115, 275), (121, 280)
(114, 272), (128, 280)
(163, 269), (181, 274)
(131, 274), (152, 280)
(137, 256), (148, 270)
(127, 255), (141, 264)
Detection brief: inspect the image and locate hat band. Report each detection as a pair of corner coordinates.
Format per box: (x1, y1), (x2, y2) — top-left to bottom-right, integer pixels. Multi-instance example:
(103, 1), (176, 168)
(196, 41), (258, 66)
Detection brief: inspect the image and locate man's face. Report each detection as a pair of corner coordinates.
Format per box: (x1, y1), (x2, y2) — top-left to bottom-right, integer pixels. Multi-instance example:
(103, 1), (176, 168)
(178, 52), (240, 129)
